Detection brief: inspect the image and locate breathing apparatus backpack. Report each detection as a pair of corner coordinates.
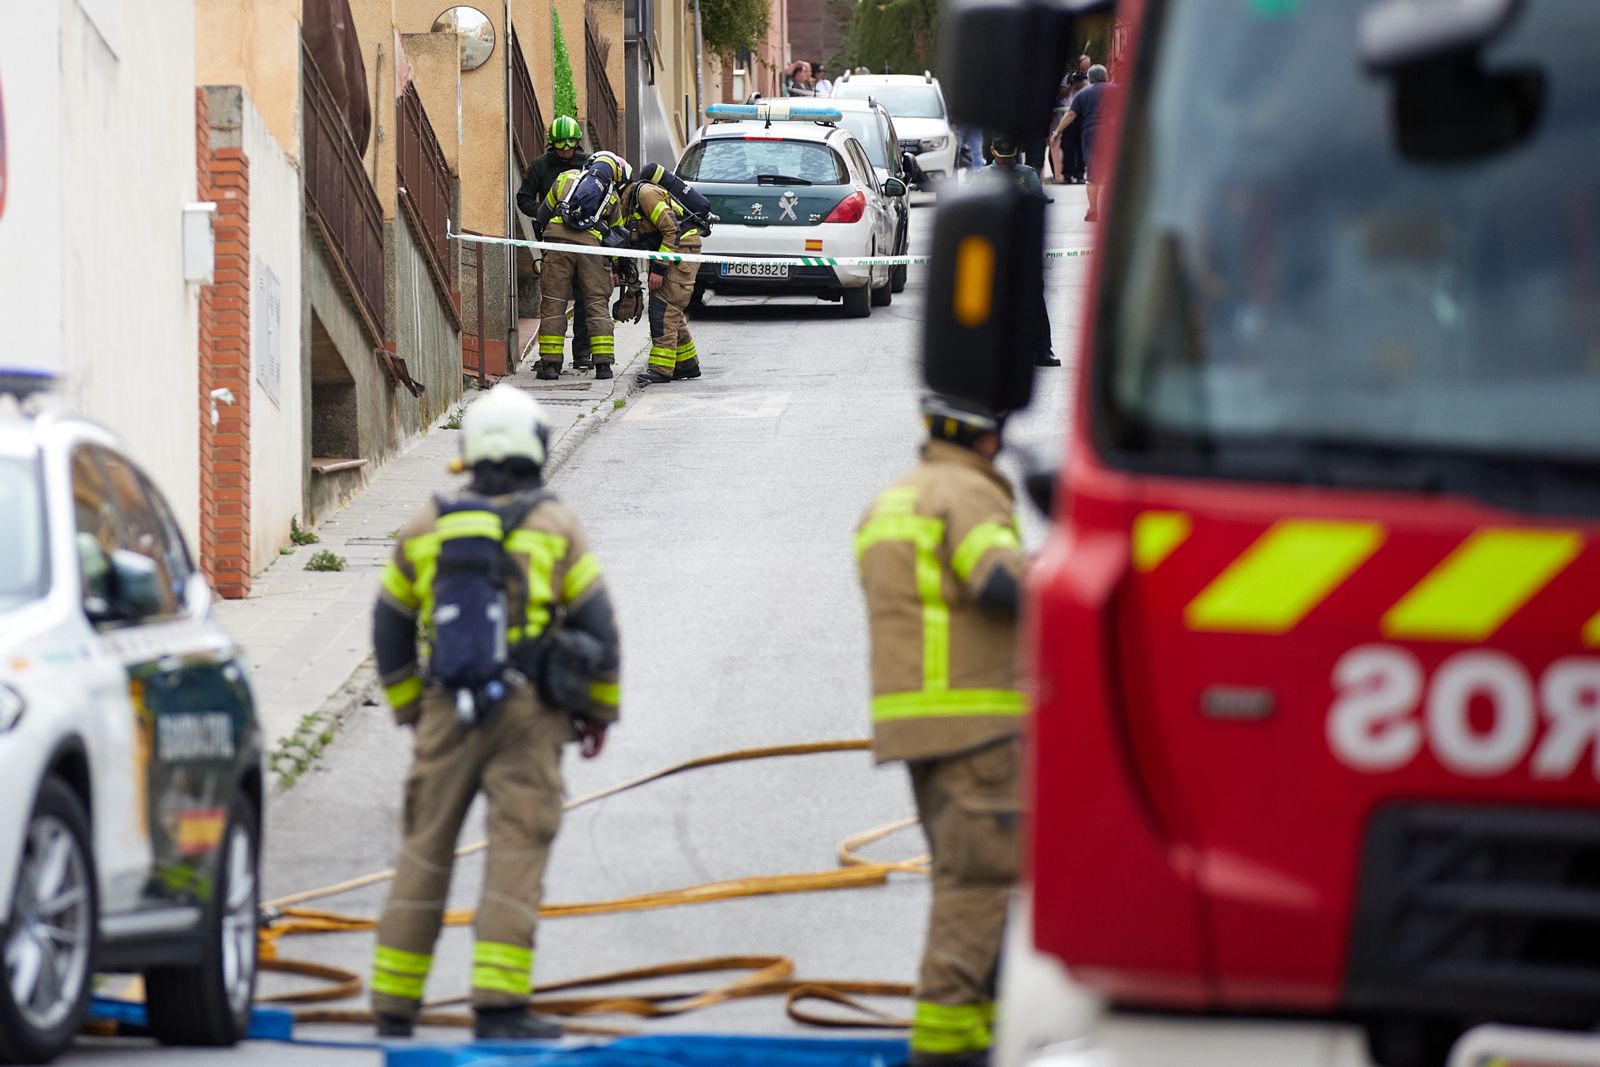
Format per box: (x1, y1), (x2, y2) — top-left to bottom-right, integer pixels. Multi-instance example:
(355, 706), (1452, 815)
(426, 491), (546, 726)
(556, 162), (616, 233)
(637, 162), (716, 236)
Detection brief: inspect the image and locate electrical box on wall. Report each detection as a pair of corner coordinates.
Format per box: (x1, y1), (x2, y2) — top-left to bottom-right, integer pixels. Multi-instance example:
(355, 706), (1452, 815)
(182, 202), (217, 284)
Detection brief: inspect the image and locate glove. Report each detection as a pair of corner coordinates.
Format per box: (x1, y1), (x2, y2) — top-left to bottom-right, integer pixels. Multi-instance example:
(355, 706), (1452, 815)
(575, 720), (606, 758)
(611, 286), (644, 323)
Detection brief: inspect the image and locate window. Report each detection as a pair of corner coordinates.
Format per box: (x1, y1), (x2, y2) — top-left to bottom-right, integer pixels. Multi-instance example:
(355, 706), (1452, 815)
(0, 456), (47, 611)
(71, 448), (117, 609)
(73, 447), (189, 619)
(678, 138), (849, 184)
(833, 83), (944, 119)
(102, 453), (186, 617)
(1097, 0), (1600, 499)
(838, 111), (889, 169)
(844, 140), (877, 189)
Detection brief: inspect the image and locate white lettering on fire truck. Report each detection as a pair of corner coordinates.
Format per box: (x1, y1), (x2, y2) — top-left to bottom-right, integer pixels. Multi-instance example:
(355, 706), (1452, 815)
(1328, 646), (1600, 779)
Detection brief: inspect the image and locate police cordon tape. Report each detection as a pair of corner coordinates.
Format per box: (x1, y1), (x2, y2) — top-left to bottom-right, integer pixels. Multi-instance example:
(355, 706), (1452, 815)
(254, 739), (928, 1033)
(450, 229), (1095, 268)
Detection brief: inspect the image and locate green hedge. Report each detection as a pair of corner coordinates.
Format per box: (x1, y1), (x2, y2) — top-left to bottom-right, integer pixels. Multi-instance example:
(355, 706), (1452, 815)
(841, 0), (941, 77)
(553, 10), (577, 121)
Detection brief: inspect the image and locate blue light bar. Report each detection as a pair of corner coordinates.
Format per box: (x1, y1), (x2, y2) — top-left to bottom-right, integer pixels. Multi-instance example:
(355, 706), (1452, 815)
(705, 102), (843, 124)
(0, 369), (58, 400)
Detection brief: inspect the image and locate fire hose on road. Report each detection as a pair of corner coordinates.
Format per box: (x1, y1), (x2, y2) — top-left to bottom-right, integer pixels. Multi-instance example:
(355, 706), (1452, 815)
(254, 740), (930, 1035)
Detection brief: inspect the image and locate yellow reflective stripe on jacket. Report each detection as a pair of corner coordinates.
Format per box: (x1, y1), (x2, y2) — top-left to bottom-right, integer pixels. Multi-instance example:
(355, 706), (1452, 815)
(856, 505), (959, 698)
(504, 528), (569, 636)
(911, 1000), (991, 1054)
(951, 521), (1021, 584)
(854, 514), (943, 559)
(590, 680), (620, 707)
(562, 552), (602, 604)
(650, 200), (669, 224)
(385, 676), (423, 708)
(872, 688), (1025, 721)
(380, 561), (420, 610)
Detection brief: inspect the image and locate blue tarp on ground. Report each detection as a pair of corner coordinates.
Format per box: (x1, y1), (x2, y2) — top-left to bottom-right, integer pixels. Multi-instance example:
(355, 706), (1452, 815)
(385, 1034), (909, 1067)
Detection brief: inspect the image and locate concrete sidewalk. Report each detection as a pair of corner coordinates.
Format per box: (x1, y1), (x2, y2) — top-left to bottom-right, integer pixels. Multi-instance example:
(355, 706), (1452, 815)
(217, 314), (654, 747)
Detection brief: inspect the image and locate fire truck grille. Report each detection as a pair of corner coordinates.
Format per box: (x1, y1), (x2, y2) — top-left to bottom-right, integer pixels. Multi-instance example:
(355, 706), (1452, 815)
(1347, 804), (1600, 1026)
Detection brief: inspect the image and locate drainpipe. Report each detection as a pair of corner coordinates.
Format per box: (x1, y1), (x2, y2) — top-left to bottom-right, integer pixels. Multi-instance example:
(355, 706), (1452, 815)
(504, 0), (518, 371)
(693, 0), (704, 125)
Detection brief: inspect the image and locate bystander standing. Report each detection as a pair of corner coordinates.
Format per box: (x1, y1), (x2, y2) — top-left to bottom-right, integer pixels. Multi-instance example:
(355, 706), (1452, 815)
(1051, 63), (1117, 221)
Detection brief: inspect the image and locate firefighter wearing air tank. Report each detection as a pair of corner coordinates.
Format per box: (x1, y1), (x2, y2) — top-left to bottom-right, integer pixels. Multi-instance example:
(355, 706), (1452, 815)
(625, 163), (706, 385)
(532, 151), (631, 381)
(855, 395), (1025, 1067)
(368, 383), (622, 1040)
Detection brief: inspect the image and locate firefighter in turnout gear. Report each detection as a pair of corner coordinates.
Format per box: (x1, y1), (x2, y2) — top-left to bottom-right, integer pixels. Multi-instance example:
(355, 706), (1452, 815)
(369, 383), (622, 1040)
(516, 116), (595, 371)
(531, 152), (628, 380)
(854, 395), (1025, 1067)
(622, 167), (705, 385)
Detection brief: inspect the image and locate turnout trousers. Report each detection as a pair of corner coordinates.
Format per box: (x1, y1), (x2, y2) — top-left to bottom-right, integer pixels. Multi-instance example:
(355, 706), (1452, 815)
(647, 236), (701, 376)
(906, 738), (1021, 1063)
(370, 688), (569, 1017)
(537, 231), (615, 369)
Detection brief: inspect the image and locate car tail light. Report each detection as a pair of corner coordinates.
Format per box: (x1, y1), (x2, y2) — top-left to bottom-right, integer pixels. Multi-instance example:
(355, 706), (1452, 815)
(824, 191), (865, 224)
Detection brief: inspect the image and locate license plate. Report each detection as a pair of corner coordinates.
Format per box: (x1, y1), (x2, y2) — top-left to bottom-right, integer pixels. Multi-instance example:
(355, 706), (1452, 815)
(720, 262), (790, 279)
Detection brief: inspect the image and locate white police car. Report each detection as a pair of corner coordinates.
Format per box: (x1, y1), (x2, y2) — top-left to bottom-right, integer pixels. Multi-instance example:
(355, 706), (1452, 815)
(679, 102), (907, 317)
(0, 371), (263, 1063)
(828, 97), (915, 294)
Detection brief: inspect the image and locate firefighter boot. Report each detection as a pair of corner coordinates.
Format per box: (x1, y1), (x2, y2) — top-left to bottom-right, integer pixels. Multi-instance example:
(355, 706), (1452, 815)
(594, 364), (613, 380)
(672, 359), (702, 381)
(472, 1006), (564, 1040)
(376, 1014), (415, 1039)
(536, 361), (562, 381)
(635, 368), (673, 386)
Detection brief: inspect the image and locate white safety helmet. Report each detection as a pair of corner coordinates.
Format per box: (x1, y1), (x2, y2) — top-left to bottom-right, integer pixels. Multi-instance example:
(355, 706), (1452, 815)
(460, 383), (552, 468)
(589, 150), (633, 185)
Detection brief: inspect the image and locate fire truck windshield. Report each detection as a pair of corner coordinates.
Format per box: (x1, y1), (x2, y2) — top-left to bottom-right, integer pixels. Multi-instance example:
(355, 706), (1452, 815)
(1096, 0), (1600, 494)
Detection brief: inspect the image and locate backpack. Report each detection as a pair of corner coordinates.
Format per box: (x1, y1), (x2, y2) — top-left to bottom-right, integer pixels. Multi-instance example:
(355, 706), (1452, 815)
(426, 491), (547, 726)
(557, 166), (615, 232)
(638, 162), (715, 235)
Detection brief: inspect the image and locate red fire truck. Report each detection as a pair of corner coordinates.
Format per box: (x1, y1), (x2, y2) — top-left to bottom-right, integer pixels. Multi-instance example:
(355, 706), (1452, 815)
(926, 0), (1600, 1064)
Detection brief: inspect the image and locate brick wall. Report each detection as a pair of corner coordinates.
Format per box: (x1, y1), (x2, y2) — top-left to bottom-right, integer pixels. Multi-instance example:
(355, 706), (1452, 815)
(195, 89), (254, 598)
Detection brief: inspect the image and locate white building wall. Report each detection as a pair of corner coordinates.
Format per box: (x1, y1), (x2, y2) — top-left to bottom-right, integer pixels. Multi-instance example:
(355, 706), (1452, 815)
(234, 90), (305, 572)
(0, 0), (203, 545)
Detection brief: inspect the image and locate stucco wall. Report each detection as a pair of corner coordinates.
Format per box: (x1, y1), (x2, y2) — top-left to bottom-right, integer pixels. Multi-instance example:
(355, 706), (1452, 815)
(347, 0), (400, 217)
(393, 213), (463, 432)
(0, 2), (64, 366)
(206, 86), (307, 574)
(405, 33), (463, 174)
(48, 0), (203, 545)
(195, 0), (303, 162)
(510, 0), (555, 124)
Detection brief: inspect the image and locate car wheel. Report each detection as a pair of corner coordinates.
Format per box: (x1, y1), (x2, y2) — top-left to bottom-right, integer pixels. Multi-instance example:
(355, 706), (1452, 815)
(842, 284), (871, 318)
(872, 274), (892, 307)
(144, 793), (259, 1047)
(688, 282), (706, 311)
(891, 261), (908, 294)
(0, 777), (97, 1066)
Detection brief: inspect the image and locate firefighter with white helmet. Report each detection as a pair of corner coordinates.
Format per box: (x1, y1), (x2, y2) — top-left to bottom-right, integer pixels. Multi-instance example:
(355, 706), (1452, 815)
(369, 383), (622, 1039)
(855, 393), (1026, 1066)
(532, 150), (628, 380)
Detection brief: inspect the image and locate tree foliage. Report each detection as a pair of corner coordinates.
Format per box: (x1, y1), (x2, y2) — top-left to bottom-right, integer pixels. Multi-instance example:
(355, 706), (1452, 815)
(842, 0), (941, 77)
(553, 10), (578, 120)
(699, 0), (771, 57)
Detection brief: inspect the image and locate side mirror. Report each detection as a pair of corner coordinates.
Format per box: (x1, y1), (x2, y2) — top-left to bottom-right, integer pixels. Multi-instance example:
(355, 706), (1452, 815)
(922, 180), (1043, 413)
(108, 550), (165, 621)
(900, 152), (922, 180)
(941, 0), (1110, 136)
(1360, 0), (1525, 71)
(882, 177), (908, 198)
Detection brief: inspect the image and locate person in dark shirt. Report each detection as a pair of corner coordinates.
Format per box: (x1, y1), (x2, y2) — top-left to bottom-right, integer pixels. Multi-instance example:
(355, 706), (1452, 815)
(516, 116), (596, 369)
(985, 137), (1059, 367)
(1051, 64), (1117, 222)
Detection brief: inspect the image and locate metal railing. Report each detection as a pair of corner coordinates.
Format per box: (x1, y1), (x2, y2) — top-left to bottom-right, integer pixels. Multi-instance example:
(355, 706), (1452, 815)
(302, 40), (385, 344)
(396, 83), (458, 321)
(511, 25), (546, 169)
(585, 19), (620, 153)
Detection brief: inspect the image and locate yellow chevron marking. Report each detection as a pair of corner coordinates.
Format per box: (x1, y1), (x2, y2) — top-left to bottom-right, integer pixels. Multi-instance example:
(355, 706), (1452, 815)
(1186, 520), (1384, 634)
(1586, 610), (1600, 648)
(1382, 529), (1582, 642)
(1133, 511), (1192, 573)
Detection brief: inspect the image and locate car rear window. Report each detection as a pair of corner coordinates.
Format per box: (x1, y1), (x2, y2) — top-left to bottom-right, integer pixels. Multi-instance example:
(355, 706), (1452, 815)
(833, 83), (943, 119)
(0, 456), (46, 610)
(678, 138), (849, 184)
(1098, 0), (1600, 485)
(838, 112), (889, 169)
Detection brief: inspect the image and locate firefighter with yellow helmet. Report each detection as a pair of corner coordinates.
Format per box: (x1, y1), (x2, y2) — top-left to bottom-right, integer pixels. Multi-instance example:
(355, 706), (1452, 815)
(368, 383), (621, 1039)
(531, 151), (631, 380)
(855, 394), (1026, 1066)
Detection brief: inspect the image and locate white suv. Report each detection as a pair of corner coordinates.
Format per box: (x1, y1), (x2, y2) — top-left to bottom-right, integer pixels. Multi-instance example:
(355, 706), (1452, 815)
(0, 372), (263, 1063)
(831, 71), (957, 188)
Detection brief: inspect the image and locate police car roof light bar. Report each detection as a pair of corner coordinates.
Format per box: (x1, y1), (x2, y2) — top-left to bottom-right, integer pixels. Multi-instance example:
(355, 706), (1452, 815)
(0, 368), (58, 401)
(706, 102), (844, 126)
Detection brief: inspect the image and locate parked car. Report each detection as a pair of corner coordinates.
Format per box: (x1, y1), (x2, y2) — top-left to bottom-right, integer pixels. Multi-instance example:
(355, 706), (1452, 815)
(828, 97), (914, 293)
(831, 71), (957, 189)
(0, 370), (263, 1064)
(680, 102), (906, 317)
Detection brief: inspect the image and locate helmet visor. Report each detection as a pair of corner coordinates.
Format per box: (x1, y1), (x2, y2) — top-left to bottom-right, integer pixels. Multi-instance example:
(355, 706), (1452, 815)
(552, 138), (580, 150)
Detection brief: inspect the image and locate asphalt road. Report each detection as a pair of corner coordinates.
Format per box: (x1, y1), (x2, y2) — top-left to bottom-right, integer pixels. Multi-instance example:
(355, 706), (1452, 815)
(64, 188), (1085, 1064)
